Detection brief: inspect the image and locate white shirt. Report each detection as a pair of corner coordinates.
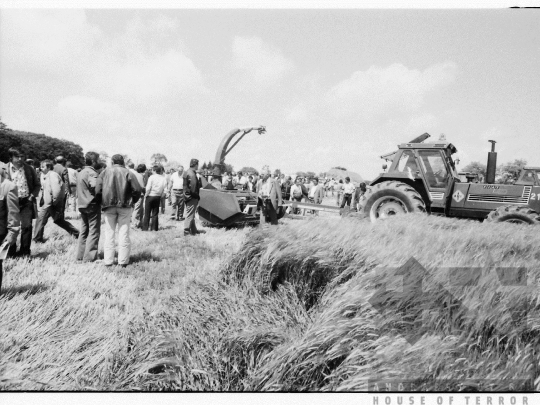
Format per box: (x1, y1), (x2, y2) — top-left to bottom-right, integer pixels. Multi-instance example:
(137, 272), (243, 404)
(260, 179), (272, 197)
(309, 184), (319, 198)
(146, 174), (167, 197)
(342, 182), (355, 194)
(290, 184), (304, 200)
(170, 171), (184, 190)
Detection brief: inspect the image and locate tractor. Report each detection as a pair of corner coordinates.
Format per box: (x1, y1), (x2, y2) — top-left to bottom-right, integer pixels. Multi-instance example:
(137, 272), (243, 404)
(363, 133), (540, 224)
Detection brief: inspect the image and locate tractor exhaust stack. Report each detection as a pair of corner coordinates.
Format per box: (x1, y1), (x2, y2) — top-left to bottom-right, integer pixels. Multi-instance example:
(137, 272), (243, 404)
(486, 140), (497, 184)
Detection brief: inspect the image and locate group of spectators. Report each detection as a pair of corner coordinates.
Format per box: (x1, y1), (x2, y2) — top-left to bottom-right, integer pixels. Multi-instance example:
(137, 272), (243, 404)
(0, 147), (368, 289)
(0, 149), (207, 288)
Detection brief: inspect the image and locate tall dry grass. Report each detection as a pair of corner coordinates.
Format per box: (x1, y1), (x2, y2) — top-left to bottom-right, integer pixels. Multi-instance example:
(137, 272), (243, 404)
(1, 210), (538, 391)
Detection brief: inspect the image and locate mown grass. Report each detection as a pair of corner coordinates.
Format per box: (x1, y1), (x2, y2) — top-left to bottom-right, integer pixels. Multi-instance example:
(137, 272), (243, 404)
(1, 207), (539, 391)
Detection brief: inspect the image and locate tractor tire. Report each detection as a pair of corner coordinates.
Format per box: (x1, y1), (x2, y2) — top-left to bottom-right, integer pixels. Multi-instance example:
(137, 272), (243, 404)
(485, 205), (540, 225)
(362, 181), (427, 223)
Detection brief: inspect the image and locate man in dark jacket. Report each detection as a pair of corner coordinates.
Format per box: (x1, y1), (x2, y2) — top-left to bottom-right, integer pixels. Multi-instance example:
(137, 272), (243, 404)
(182, 158), (202, 236)
(6, 148), (40, 256)
(0, 162), (21, 290)
(76, 152), (102, 262)
(95, 154), (142, 267)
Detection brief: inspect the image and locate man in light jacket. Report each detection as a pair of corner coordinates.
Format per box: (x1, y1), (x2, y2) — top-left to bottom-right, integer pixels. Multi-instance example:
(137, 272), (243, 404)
(308, 177), (325, 216)
(33, 160), (80, 242)
(0, 162), (21, 290)
(256, 169), (282, 226)
(95, 154), (142, 267)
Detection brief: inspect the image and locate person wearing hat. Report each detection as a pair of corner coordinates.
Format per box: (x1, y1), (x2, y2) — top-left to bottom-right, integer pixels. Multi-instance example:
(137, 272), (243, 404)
(0, 162), (21, 290)
(182, 158), (203, 236)
(5, 148), (40, 256)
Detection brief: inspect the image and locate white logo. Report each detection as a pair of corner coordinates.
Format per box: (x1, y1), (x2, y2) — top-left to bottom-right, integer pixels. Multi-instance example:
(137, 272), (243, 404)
(453, 190), (464, 203)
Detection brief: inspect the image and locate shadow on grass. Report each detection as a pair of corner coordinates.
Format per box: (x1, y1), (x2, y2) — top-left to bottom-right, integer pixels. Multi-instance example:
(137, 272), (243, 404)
(1, 283), (49, 298)
(129, 251), (163, 264)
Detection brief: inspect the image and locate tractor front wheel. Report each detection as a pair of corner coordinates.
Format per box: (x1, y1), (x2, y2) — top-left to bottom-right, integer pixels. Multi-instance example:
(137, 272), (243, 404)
(362, 181), (427, 223)
(485, 205), (540, 225)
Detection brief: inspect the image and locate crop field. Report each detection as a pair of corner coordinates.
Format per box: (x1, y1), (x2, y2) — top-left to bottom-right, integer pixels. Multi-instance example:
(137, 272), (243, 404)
(0, 203), (539, 391)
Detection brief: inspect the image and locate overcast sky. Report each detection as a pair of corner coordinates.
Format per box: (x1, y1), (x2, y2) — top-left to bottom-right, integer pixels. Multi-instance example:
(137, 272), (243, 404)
(1, 8), (539, 179)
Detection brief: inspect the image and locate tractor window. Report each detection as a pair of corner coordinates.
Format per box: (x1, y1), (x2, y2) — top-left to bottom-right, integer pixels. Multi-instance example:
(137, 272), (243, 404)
(520, 170), (537, 184)
(396, 150), (418, 174)
(418, 150), (449, 188)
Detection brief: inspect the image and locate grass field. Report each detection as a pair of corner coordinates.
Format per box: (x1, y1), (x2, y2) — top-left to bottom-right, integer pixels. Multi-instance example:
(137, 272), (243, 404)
(0, 199), (539, 391)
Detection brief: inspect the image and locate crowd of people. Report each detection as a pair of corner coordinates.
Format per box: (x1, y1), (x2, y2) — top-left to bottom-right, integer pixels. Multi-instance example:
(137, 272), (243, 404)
(0, 147), (368, 286)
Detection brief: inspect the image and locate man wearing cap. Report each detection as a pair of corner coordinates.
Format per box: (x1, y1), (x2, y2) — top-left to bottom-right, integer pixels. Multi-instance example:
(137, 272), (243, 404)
(256, 169), (282, 226)
(0, 162), (21, 289)
(5, 148), (40, 256)
(182, 158), (202, 236)
(168, 165), (185, 221)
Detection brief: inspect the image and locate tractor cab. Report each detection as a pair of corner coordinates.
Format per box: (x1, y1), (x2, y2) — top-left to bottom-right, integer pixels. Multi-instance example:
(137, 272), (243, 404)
(376, 141), (459, 214)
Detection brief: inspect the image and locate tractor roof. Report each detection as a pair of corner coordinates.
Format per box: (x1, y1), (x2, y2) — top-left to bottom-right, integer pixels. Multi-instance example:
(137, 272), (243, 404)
(398, 142), (458, 154)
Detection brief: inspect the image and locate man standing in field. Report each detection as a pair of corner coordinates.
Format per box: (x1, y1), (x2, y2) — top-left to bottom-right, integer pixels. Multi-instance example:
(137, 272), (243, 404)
(182, 159), (202, 236)
(66, 161), (78, 212)
(5, 148), (40, 257)
(308, 177), (325, 216)
(131, 164), (146, 229)
(340, 176), (355, 211)
(257, 169), (282, 226)
(96, 154), (142, 267)
(76, 152), (102, 262)
(33, 160), (80, 242)
(169, 165), (185, 221)
(0, 162), (21, 290)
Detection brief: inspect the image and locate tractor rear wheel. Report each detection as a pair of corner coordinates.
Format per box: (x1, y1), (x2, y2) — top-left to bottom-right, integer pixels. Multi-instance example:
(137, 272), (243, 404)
(362, 181), (427, 222)
(485, 205), (540, 225)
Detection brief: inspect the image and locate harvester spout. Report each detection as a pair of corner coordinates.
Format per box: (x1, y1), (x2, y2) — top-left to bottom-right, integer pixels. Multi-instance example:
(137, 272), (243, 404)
(213, 126), (266, 176)
(486, 140), (497, 184)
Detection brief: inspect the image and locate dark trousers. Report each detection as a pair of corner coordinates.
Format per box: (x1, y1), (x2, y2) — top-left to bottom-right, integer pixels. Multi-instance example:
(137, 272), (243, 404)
(340, 193), (352, 208)
(184, 198), (199, 235)
(292, 196), (303, 215)
(171, 190), (185, 219)
(77, 205), (101, 262)
(8, 198), (33, 256)
(160, 195), (166, 214)
(260, 199), (278, 225)
(34, 201), (79, 241)
(143, 195), (161, 231)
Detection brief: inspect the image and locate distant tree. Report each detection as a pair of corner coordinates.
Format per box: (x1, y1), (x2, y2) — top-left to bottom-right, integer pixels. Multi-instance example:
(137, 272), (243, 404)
(1, 129), (84, 168)
(224, 163), (234, 174)
(500, 158), (528, 177)
(319, 172), (327, 178)
(296, 171), (308, 178)
(0, 117), (11, 131)
(462, 161), (487, 176)
(273, 168), (282, 177)
(164, 160), (181, 171)
(332, 166), (347, 171)
(239, 166), (259, 175)
(202, 162), (207, 170)
(306, 171), (316, 179)
(151, 153), (168, 165)
(261, 164), (270, 174)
